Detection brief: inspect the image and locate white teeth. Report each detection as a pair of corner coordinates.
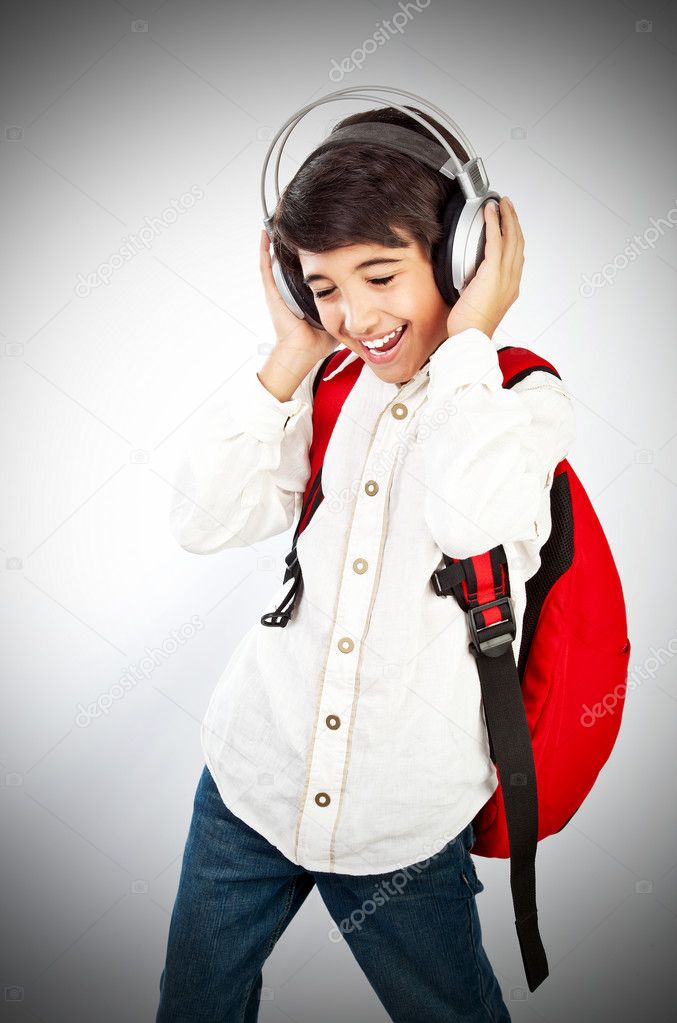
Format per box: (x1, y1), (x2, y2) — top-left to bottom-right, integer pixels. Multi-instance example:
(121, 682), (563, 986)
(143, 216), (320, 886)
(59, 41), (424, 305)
(362, 325), (405, 349)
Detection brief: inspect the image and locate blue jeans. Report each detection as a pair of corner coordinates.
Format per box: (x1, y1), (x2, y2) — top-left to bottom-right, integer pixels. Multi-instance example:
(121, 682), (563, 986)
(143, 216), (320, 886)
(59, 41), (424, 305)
(156, 764), (511, 1022)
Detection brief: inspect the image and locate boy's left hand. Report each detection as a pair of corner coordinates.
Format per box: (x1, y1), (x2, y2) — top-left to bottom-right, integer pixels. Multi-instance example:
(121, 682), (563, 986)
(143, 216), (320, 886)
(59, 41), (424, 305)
(446, 195), (524, 340)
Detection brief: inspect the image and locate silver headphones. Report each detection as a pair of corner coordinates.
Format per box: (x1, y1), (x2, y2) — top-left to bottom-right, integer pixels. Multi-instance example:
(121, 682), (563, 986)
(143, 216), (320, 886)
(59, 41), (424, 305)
(260, 85), (500, 331)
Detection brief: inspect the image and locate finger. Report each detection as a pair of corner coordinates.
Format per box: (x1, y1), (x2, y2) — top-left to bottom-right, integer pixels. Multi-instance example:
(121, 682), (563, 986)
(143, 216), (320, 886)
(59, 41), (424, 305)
(498, 198), (523, 295)
(504, 200), (525, 286)
(260, 228), (275, 260)
(496, 197), (519, 279)
(483, 200), (502, 265)
(512, 204), (524, 248)
(505, 200), (524, 253)
(259, 256), (281, 317)
(259, 235), (290, 316)
(259, 231), (274, 281)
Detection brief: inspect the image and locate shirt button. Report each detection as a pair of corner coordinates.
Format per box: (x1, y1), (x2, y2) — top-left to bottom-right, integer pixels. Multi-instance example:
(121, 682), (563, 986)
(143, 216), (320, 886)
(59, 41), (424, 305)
(326, 714), (341, 730)
(338, 637), (354, 653)
(315, 792), (331, 807)
(352, 558), (368, 574)
(365, 480), (379, 496)
(391, 402), (409, 419)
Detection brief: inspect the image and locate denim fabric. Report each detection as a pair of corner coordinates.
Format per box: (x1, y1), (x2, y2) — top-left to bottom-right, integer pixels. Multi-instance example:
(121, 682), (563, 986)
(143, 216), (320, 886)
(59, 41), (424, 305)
(156, 765), (511, 1022)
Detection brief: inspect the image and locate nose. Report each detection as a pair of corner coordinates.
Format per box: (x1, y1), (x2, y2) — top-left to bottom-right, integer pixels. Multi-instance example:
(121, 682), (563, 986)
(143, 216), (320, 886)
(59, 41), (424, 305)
(342, 293), (378, 339)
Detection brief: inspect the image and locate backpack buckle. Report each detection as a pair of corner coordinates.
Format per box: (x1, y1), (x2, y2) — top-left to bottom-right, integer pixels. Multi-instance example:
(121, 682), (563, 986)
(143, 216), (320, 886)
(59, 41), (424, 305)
(260, 610), (292, 628)
(468, 596), (516, 658)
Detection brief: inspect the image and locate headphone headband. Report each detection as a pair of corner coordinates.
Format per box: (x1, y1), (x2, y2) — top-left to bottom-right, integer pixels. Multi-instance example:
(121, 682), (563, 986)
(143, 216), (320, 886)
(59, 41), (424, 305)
(297, 122), (461, 176)
(260, 85), (490, 231)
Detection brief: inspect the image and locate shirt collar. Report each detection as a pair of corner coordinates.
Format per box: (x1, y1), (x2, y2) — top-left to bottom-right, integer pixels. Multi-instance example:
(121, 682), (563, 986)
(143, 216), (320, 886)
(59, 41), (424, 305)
(322, 345), (432, 385)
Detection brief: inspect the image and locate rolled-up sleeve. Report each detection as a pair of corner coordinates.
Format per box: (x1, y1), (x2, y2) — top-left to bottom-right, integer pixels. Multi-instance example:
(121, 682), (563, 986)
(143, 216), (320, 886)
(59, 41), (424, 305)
(421, 328), (576, 561)
(169, 358), (320, 554)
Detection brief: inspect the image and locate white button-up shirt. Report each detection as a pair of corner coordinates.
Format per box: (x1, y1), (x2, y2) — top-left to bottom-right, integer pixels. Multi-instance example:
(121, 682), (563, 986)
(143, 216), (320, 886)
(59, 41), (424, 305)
(169, 328), (576, 874)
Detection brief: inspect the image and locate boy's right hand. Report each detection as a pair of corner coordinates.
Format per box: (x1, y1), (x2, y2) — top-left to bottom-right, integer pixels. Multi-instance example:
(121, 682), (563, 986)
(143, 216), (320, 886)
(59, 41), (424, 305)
(259, 229), (340, 363)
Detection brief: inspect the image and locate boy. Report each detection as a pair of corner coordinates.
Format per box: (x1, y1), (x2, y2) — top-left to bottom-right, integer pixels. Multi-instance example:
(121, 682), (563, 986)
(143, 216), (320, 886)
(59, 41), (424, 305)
(157, 106), (575, 1022)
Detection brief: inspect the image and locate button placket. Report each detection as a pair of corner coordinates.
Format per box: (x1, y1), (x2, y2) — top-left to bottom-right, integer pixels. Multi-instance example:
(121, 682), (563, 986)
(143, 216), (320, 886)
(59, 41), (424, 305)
(295, 386), (427, 866)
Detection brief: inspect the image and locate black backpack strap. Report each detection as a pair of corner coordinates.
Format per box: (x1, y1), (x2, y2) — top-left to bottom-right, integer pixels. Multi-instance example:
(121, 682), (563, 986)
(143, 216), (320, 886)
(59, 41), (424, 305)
(261, 352), (335, 628)
(431, 545), (549, 991)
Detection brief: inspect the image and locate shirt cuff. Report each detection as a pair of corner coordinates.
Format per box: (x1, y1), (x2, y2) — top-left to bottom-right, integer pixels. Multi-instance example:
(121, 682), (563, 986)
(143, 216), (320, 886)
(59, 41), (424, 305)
(223, 367), (310, 443)
(427, 328), (503, 399)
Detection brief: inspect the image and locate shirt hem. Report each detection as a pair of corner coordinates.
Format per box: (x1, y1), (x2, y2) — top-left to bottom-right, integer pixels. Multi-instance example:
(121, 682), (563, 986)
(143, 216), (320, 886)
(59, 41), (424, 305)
(202, 745), (498, 876)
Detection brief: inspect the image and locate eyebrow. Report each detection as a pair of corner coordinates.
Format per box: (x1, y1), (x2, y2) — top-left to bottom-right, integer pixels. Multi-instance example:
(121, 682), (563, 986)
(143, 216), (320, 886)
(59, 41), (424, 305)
(303, 257), (404, 286)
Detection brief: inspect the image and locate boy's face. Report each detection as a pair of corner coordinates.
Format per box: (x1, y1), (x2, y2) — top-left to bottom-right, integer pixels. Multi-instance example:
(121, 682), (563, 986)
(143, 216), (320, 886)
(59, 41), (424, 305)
(297, 229), (452, 387)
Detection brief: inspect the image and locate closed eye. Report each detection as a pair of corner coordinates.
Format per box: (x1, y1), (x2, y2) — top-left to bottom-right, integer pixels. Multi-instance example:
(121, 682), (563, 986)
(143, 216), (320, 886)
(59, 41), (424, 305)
(313, 275), (395, 300)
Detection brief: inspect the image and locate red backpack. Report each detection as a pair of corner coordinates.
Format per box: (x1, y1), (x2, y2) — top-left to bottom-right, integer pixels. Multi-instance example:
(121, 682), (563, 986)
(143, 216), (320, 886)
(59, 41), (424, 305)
(262, 344), (632, 992)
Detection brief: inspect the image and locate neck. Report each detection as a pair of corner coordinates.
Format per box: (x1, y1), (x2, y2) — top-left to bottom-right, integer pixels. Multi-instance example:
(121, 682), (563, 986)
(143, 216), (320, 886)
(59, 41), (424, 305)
(397, 354), (432, 387)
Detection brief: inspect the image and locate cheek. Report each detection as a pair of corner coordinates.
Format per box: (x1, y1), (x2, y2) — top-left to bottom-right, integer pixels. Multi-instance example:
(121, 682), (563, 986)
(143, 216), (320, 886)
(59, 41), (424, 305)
(417, 293), (450, 330)
(400, 280), (441, 321)
(316, 307), (334, 330)
(321, 306), (348, 335)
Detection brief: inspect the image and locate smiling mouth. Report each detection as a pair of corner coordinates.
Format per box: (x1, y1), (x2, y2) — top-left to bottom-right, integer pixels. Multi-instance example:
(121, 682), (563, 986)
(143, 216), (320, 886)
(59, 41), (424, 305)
(357, 324), (408, 362)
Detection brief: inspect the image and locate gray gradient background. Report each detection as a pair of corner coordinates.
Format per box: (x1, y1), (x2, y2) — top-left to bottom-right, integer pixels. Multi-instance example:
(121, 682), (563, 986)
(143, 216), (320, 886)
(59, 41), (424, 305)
(2, 0), (676, 1020)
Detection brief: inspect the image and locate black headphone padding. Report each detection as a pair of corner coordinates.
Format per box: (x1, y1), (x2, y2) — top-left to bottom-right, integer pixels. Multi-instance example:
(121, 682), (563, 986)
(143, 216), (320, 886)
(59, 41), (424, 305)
(432, 190), (466, 307)
(285, 265), (320, 324)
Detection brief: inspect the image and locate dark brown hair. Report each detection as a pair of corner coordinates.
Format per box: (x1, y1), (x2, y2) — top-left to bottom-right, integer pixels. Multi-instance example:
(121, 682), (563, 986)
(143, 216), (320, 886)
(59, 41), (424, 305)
(271, 105), (469, 296)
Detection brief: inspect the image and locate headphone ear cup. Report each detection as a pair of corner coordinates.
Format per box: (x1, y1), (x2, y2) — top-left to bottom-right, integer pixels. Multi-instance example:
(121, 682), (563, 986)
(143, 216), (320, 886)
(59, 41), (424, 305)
(270, 248), (325, 330)
(432, 191), (466, 307)
(285, 269), (325, 329)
